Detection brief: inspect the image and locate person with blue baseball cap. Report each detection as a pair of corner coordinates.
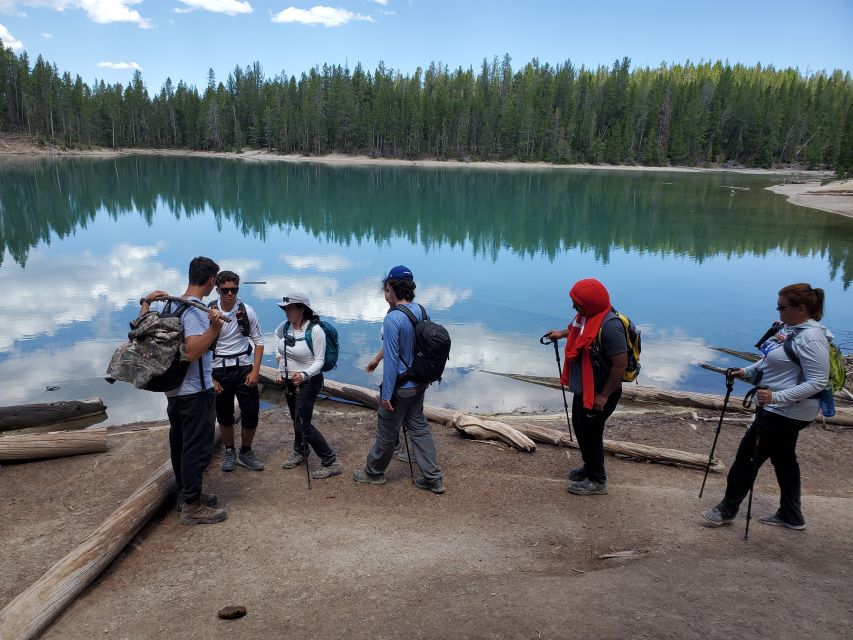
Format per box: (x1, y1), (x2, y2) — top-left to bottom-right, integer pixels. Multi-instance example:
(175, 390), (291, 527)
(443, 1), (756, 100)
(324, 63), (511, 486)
(355, 265), (445, 494)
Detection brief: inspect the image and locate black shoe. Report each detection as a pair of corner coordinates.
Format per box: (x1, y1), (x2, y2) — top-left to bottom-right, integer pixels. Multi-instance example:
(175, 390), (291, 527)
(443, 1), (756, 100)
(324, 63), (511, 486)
(414, 476), (445, 495)
(568, 465), (587, 482)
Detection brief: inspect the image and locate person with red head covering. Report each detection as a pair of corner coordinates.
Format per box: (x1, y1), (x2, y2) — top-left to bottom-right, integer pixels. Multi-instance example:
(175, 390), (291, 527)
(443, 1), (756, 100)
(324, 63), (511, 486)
(547, 278), (628, 495)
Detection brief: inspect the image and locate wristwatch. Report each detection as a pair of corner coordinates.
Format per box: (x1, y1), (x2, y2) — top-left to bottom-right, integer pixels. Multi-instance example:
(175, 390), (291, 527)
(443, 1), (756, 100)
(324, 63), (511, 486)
(139, 297), (150, 306)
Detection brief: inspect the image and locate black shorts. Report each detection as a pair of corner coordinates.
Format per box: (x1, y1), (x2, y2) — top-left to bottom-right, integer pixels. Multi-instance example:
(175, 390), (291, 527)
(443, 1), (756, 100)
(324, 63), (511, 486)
(212, 364), (260, 430)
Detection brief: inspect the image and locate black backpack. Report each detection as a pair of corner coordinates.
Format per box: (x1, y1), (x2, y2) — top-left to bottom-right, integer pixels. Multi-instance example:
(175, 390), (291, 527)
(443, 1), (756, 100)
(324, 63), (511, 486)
(394, 304), (451, 385)
(142, 301), (199, 392)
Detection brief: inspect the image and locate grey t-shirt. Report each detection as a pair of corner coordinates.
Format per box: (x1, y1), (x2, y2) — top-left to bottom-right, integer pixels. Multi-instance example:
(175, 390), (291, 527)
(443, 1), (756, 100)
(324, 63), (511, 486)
(568, 312), (628, 394)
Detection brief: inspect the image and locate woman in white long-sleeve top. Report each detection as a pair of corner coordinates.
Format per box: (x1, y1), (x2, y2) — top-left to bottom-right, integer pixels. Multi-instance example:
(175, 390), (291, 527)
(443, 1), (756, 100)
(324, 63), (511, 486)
(275, 292), (342, 479)
(702, 283), (831, 531)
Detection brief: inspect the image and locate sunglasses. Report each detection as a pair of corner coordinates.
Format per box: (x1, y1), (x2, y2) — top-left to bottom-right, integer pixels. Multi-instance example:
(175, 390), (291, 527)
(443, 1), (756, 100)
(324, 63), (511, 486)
(776, 304), (792, 311)
(219, 287), (239, 295)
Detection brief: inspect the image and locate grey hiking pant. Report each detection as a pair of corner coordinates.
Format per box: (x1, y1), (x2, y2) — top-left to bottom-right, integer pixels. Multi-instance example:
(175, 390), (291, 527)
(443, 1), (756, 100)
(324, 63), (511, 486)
(365, 384), (442, 482)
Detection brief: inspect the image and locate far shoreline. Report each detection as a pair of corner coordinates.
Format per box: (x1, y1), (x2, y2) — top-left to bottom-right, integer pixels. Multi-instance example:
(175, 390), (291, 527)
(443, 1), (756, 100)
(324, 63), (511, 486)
(3, 139), (851, 218)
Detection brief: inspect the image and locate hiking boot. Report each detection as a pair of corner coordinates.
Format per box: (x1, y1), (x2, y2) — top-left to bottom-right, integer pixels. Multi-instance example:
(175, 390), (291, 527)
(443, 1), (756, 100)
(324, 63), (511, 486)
(701, 507), (736, 527)
(757, 513), (806, 530)
(237, 448), (265, 471)
(352, 469), (387, 485)
(312, 461), (343, 479)
(176, 492), (218, 512)
(281, 451), (306, 469)
(397, 449), (411, 463)
(221, 448), (237, 472)
(568, 465), (587, 482)
(567, 478), (608, 495)
(415, 476), (445, 495)
(179, 500), (227, 526)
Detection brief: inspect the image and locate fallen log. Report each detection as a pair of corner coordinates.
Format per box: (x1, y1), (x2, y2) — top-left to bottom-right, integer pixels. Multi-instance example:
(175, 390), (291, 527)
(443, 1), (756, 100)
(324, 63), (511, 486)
(0, 461), (175, 640)
(448, 413), (536, 452)
(0, 431), (108, 463)
(0, 398), (107, 433)
(487, 372), (853, 427)
(711, 347), (760, 362)
(260, 368), (724, 468)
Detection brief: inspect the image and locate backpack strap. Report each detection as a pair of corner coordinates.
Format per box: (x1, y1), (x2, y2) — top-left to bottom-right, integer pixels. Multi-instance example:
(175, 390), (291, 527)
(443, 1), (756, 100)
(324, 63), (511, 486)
(394, 303), (426, 326)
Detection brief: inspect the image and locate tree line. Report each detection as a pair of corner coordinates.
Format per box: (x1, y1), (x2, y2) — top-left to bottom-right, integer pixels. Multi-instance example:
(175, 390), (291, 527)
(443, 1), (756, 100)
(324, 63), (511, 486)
(1, 43), (851, 174)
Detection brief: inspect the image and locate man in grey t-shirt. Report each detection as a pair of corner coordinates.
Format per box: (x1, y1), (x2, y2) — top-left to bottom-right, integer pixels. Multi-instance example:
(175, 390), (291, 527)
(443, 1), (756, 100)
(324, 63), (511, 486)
(140, 256), (227, 525)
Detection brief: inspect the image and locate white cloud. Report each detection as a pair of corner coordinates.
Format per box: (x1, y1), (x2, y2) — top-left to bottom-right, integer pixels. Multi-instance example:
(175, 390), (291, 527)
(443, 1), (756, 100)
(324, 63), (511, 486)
(0, 1), (153, 28)
(40, 30), (52, 37)
(174, 0), (252, 15)
(280, 253), (354, 272)
(0, 22), (23, 50)
(368, 0), (388, 5)
(0, 244), (183, 353)
(271, 5), (373, 27)
(97, 60), (142, 70)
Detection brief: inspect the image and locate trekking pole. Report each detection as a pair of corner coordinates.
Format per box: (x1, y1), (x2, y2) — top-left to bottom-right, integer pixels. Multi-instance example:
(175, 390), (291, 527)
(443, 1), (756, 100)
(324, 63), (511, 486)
(742, 375), (767, 542)
(698, 367), (737, 499)
(294, 382), (312, 491)
(540, 334), (573, 441)
(401, 420), (416, 483)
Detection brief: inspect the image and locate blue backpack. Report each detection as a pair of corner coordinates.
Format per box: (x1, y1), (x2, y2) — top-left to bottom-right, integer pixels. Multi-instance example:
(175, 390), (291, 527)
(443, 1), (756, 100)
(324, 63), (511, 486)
(282, 320), (339, 372)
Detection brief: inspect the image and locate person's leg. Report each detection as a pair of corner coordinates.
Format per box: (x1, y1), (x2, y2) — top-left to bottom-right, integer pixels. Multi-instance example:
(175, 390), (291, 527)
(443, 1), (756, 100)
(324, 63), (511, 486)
(583, 388), (621, 484)
(179, 391), (216, 504)
(717, 414), (772, 518)
(767, 416), (808, 526)
(214, 367), (237, 448)
(235, 365), (260, 449)
(284, 382), (306, 456)
(166, 396), (184, 492)
(401, 386), (442, 483)
(365, 389), (405, 476)
(571, 394), (594, 474)
(295, 375), (336, 464)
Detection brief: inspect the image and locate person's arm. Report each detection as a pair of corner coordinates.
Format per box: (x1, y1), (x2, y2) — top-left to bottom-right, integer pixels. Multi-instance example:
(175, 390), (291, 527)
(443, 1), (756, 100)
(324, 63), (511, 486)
(594, 352), (627, 410)
(138, 290), (168, 317)
(366, 348), (384, 373)
(184, 307), (224, 361)
(769, 333), (830, 405)
(546, 328), (570, 341)
(245, 308), (264, 387)
(380, 314), (402, 408)
(294, 324), (325, 384)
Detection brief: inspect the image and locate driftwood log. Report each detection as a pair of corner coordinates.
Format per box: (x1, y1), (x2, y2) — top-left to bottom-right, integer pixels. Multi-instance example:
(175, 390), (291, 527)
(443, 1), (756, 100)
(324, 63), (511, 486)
(448, 413), (536, 451)
(488, 372), (853, 427)
(259, 367), (722, 469)
(0, 461), (175, 640)
(0, 431), (108, 463)
(0, 398), (107, 433)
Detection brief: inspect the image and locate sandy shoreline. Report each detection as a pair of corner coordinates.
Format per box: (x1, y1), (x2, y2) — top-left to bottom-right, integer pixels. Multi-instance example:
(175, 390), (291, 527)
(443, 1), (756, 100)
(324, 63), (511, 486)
(3, 136), (851, 217)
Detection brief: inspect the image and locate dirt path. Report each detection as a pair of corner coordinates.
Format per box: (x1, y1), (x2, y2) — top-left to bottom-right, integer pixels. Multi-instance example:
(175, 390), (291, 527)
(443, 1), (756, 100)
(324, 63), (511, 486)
(2, 401), (851, 639)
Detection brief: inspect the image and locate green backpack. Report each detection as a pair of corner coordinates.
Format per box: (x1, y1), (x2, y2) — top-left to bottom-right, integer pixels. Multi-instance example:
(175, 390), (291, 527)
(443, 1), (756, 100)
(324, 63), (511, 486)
(783, 332), (847, 393)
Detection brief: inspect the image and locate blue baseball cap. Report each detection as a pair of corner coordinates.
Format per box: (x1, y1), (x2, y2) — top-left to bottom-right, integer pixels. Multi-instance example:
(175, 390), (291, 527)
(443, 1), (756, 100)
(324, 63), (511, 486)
(383, 265), (414, 282)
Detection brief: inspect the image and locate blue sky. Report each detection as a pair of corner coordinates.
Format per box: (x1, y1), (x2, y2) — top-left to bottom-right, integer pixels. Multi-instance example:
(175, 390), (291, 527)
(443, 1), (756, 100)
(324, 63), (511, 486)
(0, 0), (851, 92)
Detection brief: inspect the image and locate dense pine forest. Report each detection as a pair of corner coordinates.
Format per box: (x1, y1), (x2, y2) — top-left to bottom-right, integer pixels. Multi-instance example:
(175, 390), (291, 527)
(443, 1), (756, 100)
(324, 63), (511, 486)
(2, 43), (852, 174)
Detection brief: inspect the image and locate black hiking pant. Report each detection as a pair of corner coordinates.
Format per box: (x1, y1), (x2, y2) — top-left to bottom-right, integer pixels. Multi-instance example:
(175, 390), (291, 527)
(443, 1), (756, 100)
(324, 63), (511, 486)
(167, 389), (216, 504)
(572, 388), (621, 484)
(285, 374), (336, 465)
(717, 408), (811, 526)
(213, 364), (260, 430)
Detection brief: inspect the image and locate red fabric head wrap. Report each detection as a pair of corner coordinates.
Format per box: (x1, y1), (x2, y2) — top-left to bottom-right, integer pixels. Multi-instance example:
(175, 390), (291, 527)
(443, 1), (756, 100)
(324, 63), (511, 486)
(559, 278), (612, 409)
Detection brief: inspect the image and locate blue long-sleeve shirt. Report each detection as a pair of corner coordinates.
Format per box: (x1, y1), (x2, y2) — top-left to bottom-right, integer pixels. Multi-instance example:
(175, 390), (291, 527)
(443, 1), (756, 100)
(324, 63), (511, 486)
(381, 303), (424, 400)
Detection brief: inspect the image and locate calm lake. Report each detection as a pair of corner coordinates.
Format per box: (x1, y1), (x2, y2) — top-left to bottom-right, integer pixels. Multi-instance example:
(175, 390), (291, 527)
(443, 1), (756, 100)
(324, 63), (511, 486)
(1, 156), (852, 425)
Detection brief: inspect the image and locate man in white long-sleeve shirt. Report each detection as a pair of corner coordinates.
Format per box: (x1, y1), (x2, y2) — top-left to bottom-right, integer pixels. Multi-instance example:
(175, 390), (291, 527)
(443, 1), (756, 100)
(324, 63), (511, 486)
(210, 271), (265, 472)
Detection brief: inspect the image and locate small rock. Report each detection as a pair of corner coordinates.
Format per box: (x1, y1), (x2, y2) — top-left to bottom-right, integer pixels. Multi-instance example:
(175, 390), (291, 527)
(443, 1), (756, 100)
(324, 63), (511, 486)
(218, 606), (247, 620)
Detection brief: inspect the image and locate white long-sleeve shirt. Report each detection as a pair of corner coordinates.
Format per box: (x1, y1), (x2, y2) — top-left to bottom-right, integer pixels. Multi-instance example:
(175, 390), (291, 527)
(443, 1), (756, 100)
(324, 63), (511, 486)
(275, 320), (326, 380)
(744, 319), (831, 422)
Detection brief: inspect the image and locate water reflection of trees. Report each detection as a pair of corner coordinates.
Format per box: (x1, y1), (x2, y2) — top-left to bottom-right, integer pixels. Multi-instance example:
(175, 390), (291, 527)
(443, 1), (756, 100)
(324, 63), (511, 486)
(1, 157), (851, 287)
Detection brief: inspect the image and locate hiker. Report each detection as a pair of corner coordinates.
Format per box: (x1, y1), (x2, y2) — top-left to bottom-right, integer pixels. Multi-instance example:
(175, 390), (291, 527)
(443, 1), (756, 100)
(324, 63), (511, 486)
(547, 278), (627, 496)
(353, 265), (445, 494)
(210, 270), (265, 472)
(140, 256), (227, 526)
(275, 292), (342, 479)
(702, 283), (831, 531)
